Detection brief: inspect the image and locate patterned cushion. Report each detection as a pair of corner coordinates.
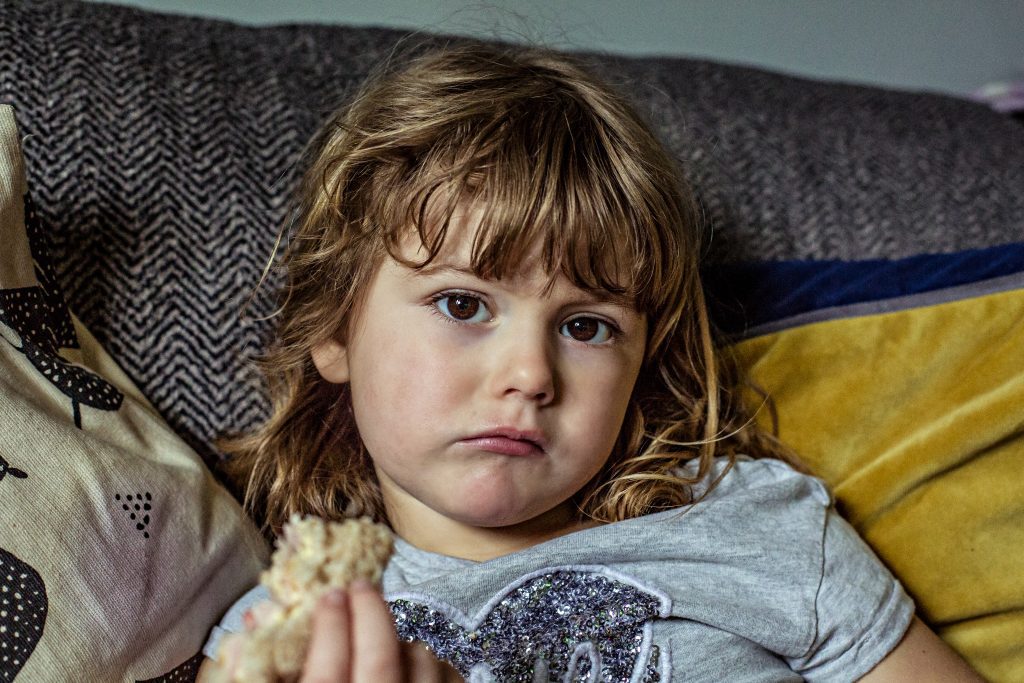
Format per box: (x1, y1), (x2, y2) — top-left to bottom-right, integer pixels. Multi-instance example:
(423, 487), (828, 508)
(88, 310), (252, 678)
(1, 0), (1022, 467)
(0, 104), (268, 682)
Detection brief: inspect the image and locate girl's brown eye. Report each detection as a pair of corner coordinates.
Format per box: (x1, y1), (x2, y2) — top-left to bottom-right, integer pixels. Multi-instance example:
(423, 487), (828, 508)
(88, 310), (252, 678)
(448, 295), (479, 320)
(438, 293), (487, 322)
(561, 319), (606, 344)
(568, 318), (597, 340)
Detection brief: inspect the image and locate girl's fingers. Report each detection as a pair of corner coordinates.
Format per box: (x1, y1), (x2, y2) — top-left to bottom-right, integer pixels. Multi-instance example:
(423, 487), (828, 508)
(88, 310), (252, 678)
(300, 590), (352, 683)
(299, 581), (464, 683)
(439, 659), (463, 683)
(402, 642), (464, 683)
(404, 642), (440, 683)
(348, 580), (404, 682)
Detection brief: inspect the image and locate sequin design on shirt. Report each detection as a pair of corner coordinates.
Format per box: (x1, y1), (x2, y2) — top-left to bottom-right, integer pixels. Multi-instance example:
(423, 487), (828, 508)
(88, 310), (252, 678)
(389, 566), (670, 682)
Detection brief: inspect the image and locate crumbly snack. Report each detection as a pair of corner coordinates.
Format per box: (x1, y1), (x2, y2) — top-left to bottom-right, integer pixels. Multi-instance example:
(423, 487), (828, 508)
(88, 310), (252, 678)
(208, 515), (394, 683)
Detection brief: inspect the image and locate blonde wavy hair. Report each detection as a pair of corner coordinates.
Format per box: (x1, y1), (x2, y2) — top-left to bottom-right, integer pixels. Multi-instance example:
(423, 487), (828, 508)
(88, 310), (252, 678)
(218, 42), (799, 536)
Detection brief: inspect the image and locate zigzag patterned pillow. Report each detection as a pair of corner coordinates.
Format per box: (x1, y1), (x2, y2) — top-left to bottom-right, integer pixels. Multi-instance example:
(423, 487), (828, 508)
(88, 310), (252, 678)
(0, 104), (268, 681)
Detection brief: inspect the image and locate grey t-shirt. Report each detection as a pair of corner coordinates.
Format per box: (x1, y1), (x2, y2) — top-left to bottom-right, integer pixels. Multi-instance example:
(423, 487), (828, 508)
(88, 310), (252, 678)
(204, 458), (914, 682)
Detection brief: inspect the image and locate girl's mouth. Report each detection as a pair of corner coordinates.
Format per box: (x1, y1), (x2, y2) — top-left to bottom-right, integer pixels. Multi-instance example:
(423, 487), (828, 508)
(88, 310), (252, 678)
(460, 428), (547, 456)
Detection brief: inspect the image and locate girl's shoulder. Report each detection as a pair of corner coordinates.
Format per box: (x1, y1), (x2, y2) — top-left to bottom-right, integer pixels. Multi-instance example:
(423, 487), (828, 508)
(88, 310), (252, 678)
(662, 454), (832, 517)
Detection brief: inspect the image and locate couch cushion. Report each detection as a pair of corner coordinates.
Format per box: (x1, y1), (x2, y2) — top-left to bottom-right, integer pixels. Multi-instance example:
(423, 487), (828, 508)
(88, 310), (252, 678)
(729, 261), (1024, 681)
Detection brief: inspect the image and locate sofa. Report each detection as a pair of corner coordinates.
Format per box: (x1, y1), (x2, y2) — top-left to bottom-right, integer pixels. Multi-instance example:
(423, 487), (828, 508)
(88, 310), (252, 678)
(1, 1), (1021, 680)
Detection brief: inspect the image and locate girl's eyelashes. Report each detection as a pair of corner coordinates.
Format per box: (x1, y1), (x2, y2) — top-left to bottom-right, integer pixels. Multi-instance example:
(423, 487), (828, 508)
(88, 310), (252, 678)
(430, 291), (492, 324)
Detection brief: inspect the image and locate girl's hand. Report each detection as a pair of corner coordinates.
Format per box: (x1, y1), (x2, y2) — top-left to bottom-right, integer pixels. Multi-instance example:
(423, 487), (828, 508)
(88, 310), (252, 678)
(300, 580), (463, 683)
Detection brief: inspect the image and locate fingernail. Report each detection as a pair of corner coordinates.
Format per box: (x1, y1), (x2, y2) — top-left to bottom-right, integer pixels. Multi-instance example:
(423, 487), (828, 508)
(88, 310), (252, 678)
(323, 588), (346, 606)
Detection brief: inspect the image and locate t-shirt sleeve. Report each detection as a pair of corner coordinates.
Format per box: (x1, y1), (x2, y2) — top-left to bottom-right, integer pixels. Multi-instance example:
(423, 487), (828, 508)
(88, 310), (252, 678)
(786, 507), (915, 681)
(202, 584), (271, 660)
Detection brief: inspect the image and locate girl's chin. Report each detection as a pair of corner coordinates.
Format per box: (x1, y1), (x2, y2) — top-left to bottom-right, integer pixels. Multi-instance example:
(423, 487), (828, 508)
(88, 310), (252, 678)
(444, 504), (537, 530)
(445, 498), (576, 534)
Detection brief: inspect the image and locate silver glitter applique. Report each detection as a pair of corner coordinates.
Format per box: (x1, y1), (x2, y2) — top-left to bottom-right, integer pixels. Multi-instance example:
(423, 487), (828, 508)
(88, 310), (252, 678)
(389, 568), (667, 682)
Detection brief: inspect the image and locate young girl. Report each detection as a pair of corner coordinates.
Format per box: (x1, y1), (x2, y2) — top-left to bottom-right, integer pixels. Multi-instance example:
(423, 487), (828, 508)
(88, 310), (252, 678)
(200, 43), (980, 682)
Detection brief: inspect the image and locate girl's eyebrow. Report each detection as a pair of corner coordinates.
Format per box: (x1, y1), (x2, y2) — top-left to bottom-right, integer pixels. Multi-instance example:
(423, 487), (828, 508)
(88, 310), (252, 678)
(414, 262), (476, 277)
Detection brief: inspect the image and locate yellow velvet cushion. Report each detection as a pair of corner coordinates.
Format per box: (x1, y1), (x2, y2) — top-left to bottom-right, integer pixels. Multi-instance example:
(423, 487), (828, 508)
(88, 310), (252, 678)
(731, 286), (1024, 682)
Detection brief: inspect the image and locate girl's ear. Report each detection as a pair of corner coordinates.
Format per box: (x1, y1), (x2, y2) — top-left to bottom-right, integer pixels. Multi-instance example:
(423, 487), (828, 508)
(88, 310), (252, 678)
(311, 339), (350, 384)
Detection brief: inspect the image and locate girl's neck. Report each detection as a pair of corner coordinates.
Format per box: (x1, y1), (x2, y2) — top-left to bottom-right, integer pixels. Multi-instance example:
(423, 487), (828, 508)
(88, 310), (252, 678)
(389, 502), (599, 562)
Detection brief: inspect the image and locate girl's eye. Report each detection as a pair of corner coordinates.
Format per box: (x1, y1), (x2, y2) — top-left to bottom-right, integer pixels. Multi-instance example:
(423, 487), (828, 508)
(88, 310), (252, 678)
(434, 293), (491, 323)
(560, 317), (613, 344)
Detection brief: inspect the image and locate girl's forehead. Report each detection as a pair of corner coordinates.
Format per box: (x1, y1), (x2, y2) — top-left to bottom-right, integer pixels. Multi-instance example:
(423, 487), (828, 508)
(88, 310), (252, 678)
(395, 201), (636, 302)
(401, 202), (490, 260)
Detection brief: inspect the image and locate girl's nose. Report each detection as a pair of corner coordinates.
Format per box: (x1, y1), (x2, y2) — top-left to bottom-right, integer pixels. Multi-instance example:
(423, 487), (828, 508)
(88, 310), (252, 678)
(489, 330), (556, 406)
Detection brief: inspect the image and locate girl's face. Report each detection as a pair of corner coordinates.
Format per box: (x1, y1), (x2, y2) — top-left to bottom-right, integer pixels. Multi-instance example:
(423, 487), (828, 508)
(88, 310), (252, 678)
(312, 210), (647, 561)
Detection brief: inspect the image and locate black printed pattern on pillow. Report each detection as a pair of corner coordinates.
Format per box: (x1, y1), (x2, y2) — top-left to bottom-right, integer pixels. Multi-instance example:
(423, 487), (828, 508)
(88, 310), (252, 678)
(21, 196), (76, 351)
(0, 195), (123, 428)
(0, 548), (47, 682)
(0, 456), (27, 483)
(136, 651), (203, 683)
(116, 492), (154, 539)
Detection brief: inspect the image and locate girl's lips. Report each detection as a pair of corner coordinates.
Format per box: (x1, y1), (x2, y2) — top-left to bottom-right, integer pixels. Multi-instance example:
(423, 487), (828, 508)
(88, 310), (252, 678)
(459, 436), (544, 457)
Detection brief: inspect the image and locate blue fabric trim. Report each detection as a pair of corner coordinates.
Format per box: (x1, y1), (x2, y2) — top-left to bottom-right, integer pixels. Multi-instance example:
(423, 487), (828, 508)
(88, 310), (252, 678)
(704, 242), (1024, 336)
(739, 271), (1024, 340)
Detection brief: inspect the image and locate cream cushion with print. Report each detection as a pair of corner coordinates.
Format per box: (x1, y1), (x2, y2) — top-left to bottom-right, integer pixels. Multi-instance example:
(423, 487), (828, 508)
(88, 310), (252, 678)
(0, 104), (269, 682)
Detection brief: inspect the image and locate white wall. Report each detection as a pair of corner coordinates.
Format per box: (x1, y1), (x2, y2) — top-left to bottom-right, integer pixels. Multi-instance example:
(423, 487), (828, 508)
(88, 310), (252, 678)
(87, 0), (1024, 97)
